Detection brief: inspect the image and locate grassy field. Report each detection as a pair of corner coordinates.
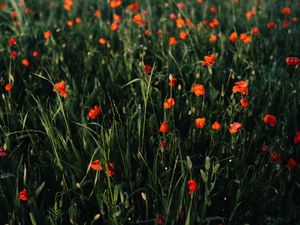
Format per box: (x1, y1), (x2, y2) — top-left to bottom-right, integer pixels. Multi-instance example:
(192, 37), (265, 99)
(0, 0), (300, 224)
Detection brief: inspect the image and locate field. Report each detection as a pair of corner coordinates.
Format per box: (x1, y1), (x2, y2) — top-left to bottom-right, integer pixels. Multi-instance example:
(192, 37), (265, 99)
(0, 0), (300, 224)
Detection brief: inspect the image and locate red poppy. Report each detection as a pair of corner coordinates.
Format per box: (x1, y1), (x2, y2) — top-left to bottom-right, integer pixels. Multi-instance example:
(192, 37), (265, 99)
(229, 32), (238, 43)
(159, 122), (169, 133)
(156, 214), (165, 225)
(286, 57), (300, 66)
(270, 152), (281, 163)
(110, 0), (122, 8)
(44, 31), (52, 39)
(90, 160), (103, 171)
(240, 98), (249, 108)
(8, 37), (16, 47)
(132, 13), (146, 25)
(10, 51), (18, 59)
(22, 59), (30, 67)
(261, 145), (268, 152)
(5, 83), (13, 91)
(195, 117), (205, 129)
(53, 81), (68, 98)
(211, 121), (221, 130)
(263, 114), (277, 127)
(0, 146), (8, 158)
(99, 38), (108, 45)
(187, 179), (197, 195)
(33, 51), (39, 58)
(232, 81), (248, 95)
(168, 76), (177, 87)
(286, 158), (297, 169)
(18, 188), (29, 201)
(281, 7), (292, 15)
(202, 54), (216, 67)
(169, 37), (177, 45)
(192, 84), (205, 96)
(229, 122), (242, 134)
(88, 106), (102, 119)
(267, 22), (277, 29)
(252, 27), (259, 35)
(164, 98), (175, 109)
(127, 2), (138, 12)
(107, 162), (114, 176)
(293, 132), (300, 144)
(144, 64), (152, 74)
(179, 31), (188, 39)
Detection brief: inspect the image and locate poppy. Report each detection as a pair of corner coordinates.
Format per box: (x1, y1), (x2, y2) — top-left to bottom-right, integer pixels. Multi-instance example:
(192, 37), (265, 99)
(168, 37), (177, 45)
(107, 162), (115, 176)
(111, 22), (119, 31)
(132, 13), (146, 25)
(95, 10), (101, 18)
(187, 179), (197, 195)
(10, 51), (18, 59)
(113, 13), (122, 23)
(209, 18), (219, 29)
(67, 20), (73, 27)
(22, 59), (29, 67)
(192, 84), (205, 96)
(252, 27), (259, 35)
(8, 37), (16, 47)
(239, 33), (252, 44)
(0, 146), (8, 158)
(232, 81), (248, 95)
(270, 152), (281, 163)
(170, 12), (177, 20)
(110, 0), (122, 8)
(33, 51), (39, 58)
(53, 81), (68, 98)
(156, 214), (165, 225)
(64, 0), (73, 11)
(293, 132), (300, 144)
(195, 117), (205, 129)
(179, 30), (188, 39)
(99, 38), (108, 45)
(210, 7), (217, 14)
(144, 64), (152, 74)
(240, 98), (249, 108)
(229, 32), (238, 43)
(211, 121), (221, 130)
(88, 106), (102, 119)
(5, 84), (13, 91)
(209, 34), (217, 42)
(202, 54), (216, 67)
(176, 18), (185, 28)
(282, 20), (289, 28)
(245, 9), (256, 20)
(229, 122), (242, 134)
(90, 160), (103, 171)
(177, 2), (184, 9)
(127, 2), (138, 12)
(159, 122), (169, 133)
(164, 98), (175, 109)
(286, 158), (297, 169)
(75, 17), (81, 24)
(261, 145), (268, 152)
(18, 189), (29, 201)
(263, 114), (277, 127)
(267, 22), (277, 29)
(44, 31), (52, 39)
(281, 7), (292, 15)
(168, 76), (177, 87)
(286, 57), (300, 66)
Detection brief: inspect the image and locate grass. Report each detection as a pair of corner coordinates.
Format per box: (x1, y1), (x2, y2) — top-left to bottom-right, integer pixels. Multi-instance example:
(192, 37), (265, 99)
(0, 0), (300, 224)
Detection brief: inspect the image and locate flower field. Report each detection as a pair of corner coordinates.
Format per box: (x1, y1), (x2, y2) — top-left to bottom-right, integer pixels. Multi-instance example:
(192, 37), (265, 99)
(0, 0), (300, 224)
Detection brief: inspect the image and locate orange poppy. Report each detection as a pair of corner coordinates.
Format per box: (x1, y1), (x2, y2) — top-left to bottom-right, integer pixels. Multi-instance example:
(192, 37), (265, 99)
(245, 9), (256, 20)
(209, 18), (219, 28)
(195, 117), (205, 129)
(202, 54), (216, 67)
(164, 98), (175, 109)
(132, 13), (146, 25)
(263, 114), (277, 127)
(127, 2), (138, 12)
(44, 31), (52, 39)
(232, 81), (248, 95)
(95, 10), (101, 18)
(90, 160), (103, 171)
(209, 34), (217, 42)
(5, 83), (13, 91)
(168, 76), (177, 87)
(229, 32), (238, 43)
(240, 98), (249, 108)
(18, 189), (29, 201)
(75, 17), (81, 24)
(53, 81), (68, 98)
(176, 18), (185, 28)
(67, 20), (73, 27)
(110, 0), (122, 8)
(159, 122), (169, 133)
(113, 13), (122, 23)
(211, 121), (221, 130)
(192, 84), (205, 96)
(22, 58), (29, 67)
(64, 0), (73, 11)
(99, 38), (108, 45)
(179, 30), (188, 39)
(111, 22), (119, 31)
(88, 106), (102, 119)
(169, 37), (177, 45)
(252, 27), (259, 35)
(229, 122), (242, 134)
(239, 33), (252, 44)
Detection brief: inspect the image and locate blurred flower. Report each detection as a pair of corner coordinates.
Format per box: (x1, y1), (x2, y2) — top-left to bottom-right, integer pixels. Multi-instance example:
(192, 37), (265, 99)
(10, 51), (18, 59)
(245, 9), (256, 20)
(18, 189), (29, 201)
(88, 106), (102, 119)
(252, 27), (259, 35)
(64, 0), (73, 11)
(99, 38), (108, 45)
(232, 81), (248, 95)
(8, 37), (16, 47)
(293, 132), (300, 144)
(263, 114), (277, 127)
(179, 30), (188, 39)
(0, 146), (8, 158)
(22, 58), (30, 67)
(286, 57), (300, 66)
(210, 7), (217, 14)
(240, 98), (249, 108)
(90, 160), (103, 171)
(211, 121), (221, 130)
(44, 31), (52, 39)
(229, 122), (242, 134)
(95, 10), (101, 18)
(156, 214), (165, 225)
(158, 140), (169, 152)
(176, 18), (185, 28)
(132, 13), (146, 25)
(195, 117), (205, 129)
(107, 162), (115, 176)
(281, 7), (292, 15)
(202, 54), (216, 67)
(159, 122), (169, 133)
(261, 145), (268, 152)
(169, 37), (177, 45)
(270, 152), (281, 163)
(110, 0), (122, 8)
(164, 98), (175, 109)
(209, 18), (219, 29)
(168, 76), (177, 87)
(144, 64), (152, 74)
(127, 2), (138, 12)
(53, 81), (68, 98)
(229, 32), (238, 43)
(240, 33), (252, 44)
(286, 158), (297, 169)
(267, 22), (277, 29)
(192, 84), (205, 96)
(187, 179), (197, 195)
(5, 83), (13, 91)
(33, 51), (39, 58)
(209, 34), (217, 42)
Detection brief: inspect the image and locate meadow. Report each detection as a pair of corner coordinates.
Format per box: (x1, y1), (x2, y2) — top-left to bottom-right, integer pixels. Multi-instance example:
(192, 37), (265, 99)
(0, 0), (300, 224)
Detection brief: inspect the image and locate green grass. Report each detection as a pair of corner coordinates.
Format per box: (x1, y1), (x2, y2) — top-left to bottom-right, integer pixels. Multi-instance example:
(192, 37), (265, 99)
(0, 0), (300, 224)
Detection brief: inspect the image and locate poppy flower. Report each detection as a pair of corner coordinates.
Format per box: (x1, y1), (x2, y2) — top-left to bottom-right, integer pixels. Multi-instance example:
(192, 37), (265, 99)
(53, 81), (68, 98)
(164, 98), (175, 109)
(229, 32), (238, 43)
(270, 152), (281, 163)
(44, 31), (52, 39)
(99, 38), (108, 45)
(75, 17), (81, 24)
(281, 7), (292, 15)
(18, 189), (29, 201)
(195, 117), (205, 129)
(113, 13), (122, 23)
(156, 214), (165, 225)
(286, 57), (300, 66)
(232, 81), (248, 95)
(202, 54), (216, 67)
(107, 162), (115, 176)
(282, 20), (290, 28)
(229, 122), (242, 134)
(170, 12), (177, 20)
(110, 0), (122, 8)
(211, 121), (221, 130)
(64, 0), (73, 11)
(252, 27), (259, 35)
(245, 9), (256, 20)
(144, 29), (151, 36)
(292, 17), (297, 23)
(286, 158), (297, 169)
(209, 18), (219, 29)
(261, 145), (268, 151)
(240, 98), (249, 108)
(22, 59), (30, 67)
(33, 51), (39, 58)
(209, 34), (217, 42)
(111, 22), (119, 31)
(239, 33), (252, 44)
(179, 30), (188, 39)
(8, 37), (16, 47)
(263, 114), (277, 127)
(10, 51), (18, 59)
(90, 160), (103, 171)
(95, 10), (101, 18)
(293, 132), (300, 144)
(144, 64), (152, 74)
(177, 2), (184, 9)
(168, 76), (177, 87)
(192, 84), (205, 96)
(159, 122), (169, 133)
(67, 20), (73, 27)
(5, 83), (13, 91)
(187, 179), (197, 195)
(132, 13), (146, 25)
(169, 37), (177, 45)
(267, 22), (277, 29)
(176, 18), (185, 28)
(127, 2), (138, 12)
(88, 106), (102, 119)
(210, 7), (217, 14)
(0, 146), (8, 158)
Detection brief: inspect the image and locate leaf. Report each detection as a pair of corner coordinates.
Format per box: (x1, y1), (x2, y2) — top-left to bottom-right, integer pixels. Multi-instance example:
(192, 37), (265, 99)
(200, 169), (208, 183)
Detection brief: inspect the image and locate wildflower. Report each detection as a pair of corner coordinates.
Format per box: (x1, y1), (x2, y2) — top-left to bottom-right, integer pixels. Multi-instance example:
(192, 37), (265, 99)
(267, 22), (277, 29)
(5, 84), (13, 91)
(90, 160), (103, 171)
(177, 2), (184, 9)
(239, 33), (252, 44)
(176, 18), (185, 28)
(240, 98), (249, 109)
(229, 122), (242, 134)
(229, 32), (238, 43)
(159, 122), (169, 133)
(164, 98), (175, 109)
(110, 0), (122, 8)
(270, 152), (281, 163)
(144, 29), (151, 36)
(144, 64), (152, 74)
(53, 81), (68, 98)
(261, 145), (268, 152)
(113, 13), (122, 23)
(107, 162), (114, 176)
(88, 106), (102, 119)
(99, 38), (108, 45)
(292, 17), (297, 23)
(132, 13), (146, 25)
(209, 34), (217, 42)
(22, 59), (29, 67)
(8, 37), (16, 47)
(286, 158), (297, 169)
(10, 51), (18, 59)
(64, 0), (73, 11)
(179, 30), (188, 39)
(282, 20), (289, 28)
(75, 17), (81, 24)
(281, 7), (292, 15)
(168, 76), (177, 87)
(245, 9), (256, 20)
(211, 121), (221, 130)
(111, 22), (119, 31)
(44, 31), (52, 39)
(209, 18), (219, 29)
(210, 7), (217, 14)
(252, 27), (259, 35)
(158, 140), (168, 152)
(169, 12), (177, 20)
(202, 54), (216, 67)
(286, 57), (300, 66)
(195, 117), (205, 129)
(127, 2), (138, 12)
(33, 51), (39, 58)
(263, 114), (277, 127)
(293, 132), (300, 144)
(95, 10), (101, 18)
(18, 189), (29, 201)
(156, 214), (165, 225)
(192, 84), (205, 96)
(0, 146), (8, 158)
(169, 37), (177, 45)
(187, 179), (197, 195)
(67, 20), (73, 27)
(232, 81), (248, 95)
